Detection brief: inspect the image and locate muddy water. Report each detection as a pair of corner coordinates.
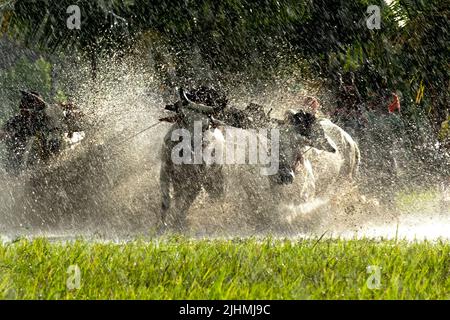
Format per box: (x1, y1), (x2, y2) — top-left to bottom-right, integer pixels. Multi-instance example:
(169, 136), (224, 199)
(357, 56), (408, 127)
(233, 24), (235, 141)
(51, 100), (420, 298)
(0, 61), (448, 242)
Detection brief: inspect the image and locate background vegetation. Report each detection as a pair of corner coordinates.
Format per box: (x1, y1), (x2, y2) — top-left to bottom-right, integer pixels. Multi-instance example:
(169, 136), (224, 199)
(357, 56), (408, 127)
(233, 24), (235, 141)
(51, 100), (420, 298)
(1, 0), (448, 121)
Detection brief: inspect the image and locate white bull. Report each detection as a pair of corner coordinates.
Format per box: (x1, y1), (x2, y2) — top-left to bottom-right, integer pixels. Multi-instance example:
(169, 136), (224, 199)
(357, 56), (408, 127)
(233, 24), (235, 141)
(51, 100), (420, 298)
(297, 117), (361, 197)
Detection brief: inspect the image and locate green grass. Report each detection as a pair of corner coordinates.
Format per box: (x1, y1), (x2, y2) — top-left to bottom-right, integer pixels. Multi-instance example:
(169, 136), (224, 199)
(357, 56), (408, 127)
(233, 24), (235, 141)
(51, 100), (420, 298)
(0, 237), (449, 299)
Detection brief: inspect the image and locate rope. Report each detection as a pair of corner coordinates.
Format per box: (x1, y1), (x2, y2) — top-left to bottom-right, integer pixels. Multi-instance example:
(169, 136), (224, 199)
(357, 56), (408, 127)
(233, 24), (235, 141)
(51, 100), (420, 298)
(112, 120), (163, 147)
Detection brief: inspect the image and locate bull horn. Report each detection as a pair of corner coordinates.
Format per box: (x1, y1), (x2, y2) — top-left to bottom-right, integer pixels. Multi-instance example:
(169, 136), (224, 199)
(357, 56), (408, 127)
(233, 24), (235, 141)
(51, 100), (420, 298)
(179, 87), (192, 104)
(179, 87), (215, 114)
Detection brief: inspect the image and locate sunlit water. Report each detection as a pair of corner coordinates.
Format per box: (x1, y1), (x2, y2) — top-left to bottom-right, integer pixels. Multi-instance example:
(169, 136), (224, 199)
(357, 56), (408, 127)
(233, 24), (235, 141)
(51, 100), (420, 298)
(344, 213), (450, 241)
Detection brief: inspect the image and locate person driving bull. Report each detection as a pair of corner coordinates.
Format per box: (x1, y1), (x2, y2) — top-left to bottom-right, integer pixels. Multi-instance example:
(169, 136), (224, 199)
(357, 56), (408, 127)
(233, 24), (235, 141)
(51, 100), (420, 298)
(0, 90), (61, 174)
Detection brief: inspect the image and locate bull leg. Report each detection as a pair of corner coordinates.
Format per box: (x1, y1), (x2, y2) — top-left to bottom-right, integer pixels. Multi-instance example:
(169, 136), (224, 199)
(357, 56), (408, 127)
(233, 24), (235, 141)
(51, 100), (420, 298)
(159, 160), (172, 233)
(159, 136), (175, 233)
(204, 165), (224, 200)
(168, 182), (202, 233)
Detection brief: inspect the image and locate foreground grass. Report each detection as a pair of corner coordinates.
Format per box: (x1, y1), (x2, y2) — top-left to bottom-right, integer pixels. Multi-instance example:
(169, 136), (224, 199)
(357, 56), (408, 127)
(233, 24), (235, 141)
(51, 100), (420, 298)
(0, 237), (449, 299)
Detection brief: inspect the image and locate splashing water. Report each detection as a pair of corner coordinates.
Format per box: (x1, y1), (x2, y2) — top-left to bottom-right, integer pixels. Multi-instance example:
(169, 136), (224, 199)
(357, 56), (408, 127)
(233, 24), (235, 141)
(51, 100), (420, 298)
(0, 56), (448, 242)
